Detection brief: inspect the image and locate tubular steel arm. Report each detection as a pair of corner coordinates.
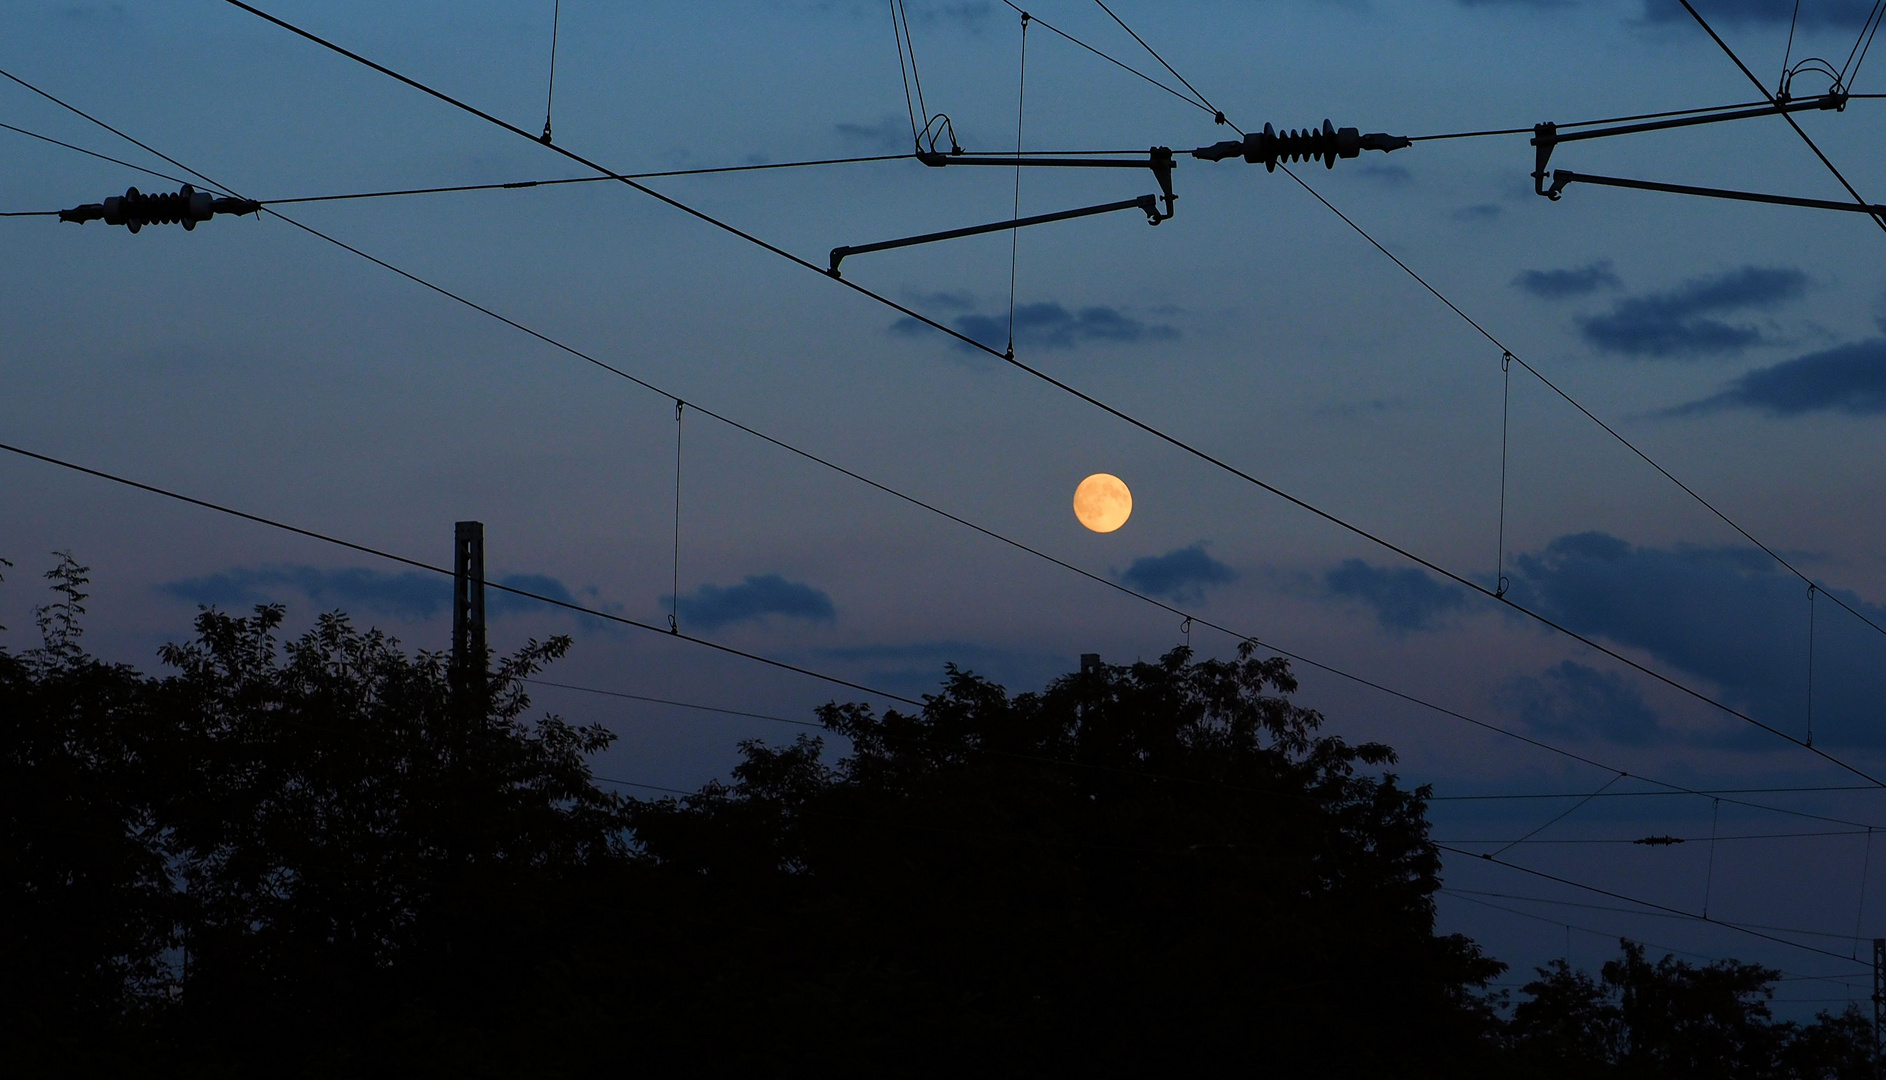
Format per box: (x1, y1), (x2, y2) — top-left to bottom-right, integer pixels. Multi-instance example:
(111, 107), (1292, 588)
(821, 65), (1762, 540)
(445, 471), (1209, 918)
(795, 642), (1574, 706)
(828, 195), (1160, 277)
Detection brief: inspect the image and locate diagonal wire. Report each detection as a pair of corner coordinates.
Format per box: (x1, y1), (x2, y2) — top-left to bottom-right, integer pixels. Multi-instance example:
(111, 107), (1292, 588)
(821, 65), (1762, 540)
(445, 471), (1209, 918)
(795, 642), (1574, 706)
(889, 0), (920, 143)
(1007, 12), (1029, 358)
(1091, 0), (1239, 130)
(1489, 772), (1626, 857)
(0, 120), (198, 188)
(0, 439), (921, 706)
(1438, 844), (1873, 966)
(1676, 0), (1886, 233)
(541, 0), (560, 142)
(25, 36), (1886, 845)
(995, 0), (1218, 121)
(1278, 161), (1886, 691)
(83, 6), (1886, 788)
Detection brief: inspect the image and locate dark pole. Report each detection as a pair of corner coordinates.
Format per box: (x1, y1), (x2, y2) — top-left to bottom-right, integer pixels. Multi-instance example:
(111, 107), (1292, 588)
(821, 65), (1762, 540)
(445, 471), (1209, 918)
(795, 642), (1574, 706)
(451, 521), (486, 701)
(1873, 937), (1883, 1076)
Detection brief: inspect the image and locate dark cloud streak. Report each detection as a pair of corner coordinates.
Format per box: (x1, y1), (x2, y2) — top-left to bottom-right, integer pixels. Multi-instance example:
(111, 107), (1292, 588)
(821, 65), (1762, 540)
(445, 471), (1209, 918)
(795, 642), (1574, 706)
(1324, 559), (1470, 632)
(673, 574), (836, 631)
(1514, 260), (1620, 299)
(1116, 544), (1236, 602)
(1667, 338), (1886, 416)
(1578, 266), (1805, 357)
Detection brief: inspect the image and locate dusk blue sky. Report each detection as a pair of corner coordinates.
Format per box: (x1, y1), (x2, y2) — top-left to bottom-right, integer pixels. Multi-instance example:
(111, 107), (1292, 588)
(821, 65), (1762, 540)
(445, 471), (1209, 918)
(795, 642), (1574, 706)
(5, 0), (1886, 1013)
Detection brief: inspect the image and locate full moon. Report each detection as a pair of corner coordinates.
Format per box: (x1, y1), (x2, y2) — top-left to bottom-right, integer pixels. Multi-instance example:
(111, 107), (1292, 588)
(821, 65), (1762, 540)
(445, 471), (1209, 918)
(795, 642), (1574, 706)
(1073, 473), (1133, 533)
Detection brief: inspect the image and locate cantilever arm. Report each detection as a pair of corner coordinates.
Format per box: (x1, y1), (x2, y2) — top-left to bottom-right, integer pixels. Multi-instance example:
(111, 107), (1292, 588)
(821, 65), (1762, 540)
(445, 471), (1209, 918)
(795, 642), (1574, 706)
(828, 195), (1160, 277)
(1549, 169), (1886, 220)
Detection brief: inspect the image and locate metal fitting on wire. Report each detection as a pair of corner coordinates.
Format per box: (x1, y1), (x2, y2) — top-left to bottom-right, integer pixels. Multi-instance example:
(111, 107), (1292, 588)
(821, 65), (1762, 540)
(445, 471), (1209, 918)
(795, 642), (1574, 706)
(58, 184), (260, 232)
(1193, 120), (1411, 170)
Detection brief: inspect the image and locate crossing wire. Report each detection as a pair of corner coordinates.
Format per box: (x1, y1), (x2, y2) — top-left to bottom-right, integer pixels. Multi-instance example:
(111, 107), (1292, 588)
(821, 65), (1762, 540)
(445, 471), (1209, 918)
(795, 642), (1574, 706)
(0, 118), (198, 189)
(15, 45), (1882, 855)
(1091, 0), (1239, 130)
(1047, 1), (1886, 658)
(0, 72), (1717, 830)
(1438, 844), (1872, 966)
(1675, 0), (1886, 234)
(995, 0), (1218, 122)
(1443, 888), (1866, 983)
(0, 440), (922, 707)
(210, 0), (1886, 790)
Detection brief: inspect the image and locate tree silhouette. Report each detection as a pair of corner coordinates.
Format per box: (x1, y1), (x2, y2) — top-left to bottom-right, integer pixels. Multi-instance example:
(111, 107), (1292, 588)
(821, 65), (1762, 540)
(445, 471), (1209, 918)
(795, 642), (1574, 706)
(7, 557), (1871, 1076)
(1508, 940), (1874, 1079)
(625, 647), (1505, 1072)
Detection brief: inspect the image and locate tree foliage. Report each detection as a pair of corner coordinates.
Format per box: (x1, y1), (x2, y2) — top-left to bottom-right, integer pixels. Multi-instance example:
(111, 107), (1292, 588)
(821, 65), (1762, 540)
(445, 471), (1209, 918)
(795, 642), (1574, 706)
(1, 556), (1874, 1076)
(1508, 941), (1874, 1079)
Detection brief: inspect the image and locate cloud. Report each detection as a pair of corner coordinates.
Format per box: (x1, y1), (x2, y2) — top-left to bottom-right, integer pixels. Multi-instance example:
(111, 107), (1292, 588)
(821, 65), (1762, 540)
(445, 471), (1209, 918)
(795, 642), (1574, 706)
(903, 2), (995, 30)
(1452, 203), (1502, 222)
(1578, 266), (1806, 357)
(1496, 661), (1661, 744)
(673, 574), (835, 632)
(1505, 532), (1886, 746)
(1323, 559), (1470, 632)
(1116, 544), (1237, 602)
(159, 565), (615, 629)
(1514, 260), (1621, 299)
(1665, 338), (1886, 416)
(892, 299), (1177, 353)
(835, 116), (909, 153)
(162, 565), (449, 620)
(1457, 0), (1872, 26)
(1357, 163), (1414, 186)
(1640, 0), (1875, 26)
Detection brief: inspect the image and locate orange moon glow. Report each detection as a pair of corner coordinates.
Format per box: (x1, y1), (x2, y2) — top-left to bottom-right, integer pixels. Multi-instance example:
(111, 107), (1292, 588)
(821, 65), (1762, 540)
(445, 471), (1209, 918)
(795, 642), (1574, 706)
(1073, 473), (1133, 533)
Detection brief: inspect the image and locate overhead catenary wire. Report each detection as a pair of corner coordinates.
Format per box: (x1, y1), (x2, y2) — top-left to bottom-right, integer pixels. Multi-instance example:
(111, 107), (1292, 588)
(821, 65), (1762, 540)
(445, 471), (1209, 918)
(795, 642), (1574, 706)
(0, 132), (915, 213)
(0, 440), (922, 708)
(3, 73), (1737, 832)
(19, 47), (1886, 854)
(1444, 889), (1882, 982)
(1091, 0), (1238, 129)
(1411, 99), (1776, 141)
(524, 677), (821, 728)
(994, 0), (1222, 124)
(208, 0), (1886, 791)
(1854, 826), (1874, 956)
(1495, 351), (1513, 597)
(0, 118), (201, 190)
(1440, 828), (1876, 845)
(1841, 1), (1886, 88)
(1007, 11), (1030, 358)
(1434, 783), (1886, 802)
(1705, 797), (1722, 918)
(14, 33), (1877, 896)
(540, 0), (560, 143)
(1488, 772), (1626, 857)
(18, 2), (1886, 961)
(669, 401), (684, 634)
(1444, 888), (1866, 983)
(1438, 844), (1873, 966)
(1278, 161), (1886, 719)
(1675, 0), (1886, 233)
(1446, 886), (1880, 948)
(18, 50), (1886, 980)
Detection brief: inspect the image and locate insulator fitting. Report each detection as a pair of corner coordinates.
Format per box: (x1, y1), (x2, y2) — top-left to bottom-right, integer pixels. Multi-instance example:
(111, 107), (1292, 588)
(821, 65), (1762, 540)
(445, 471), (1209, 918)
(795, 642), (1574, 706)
(58, 184), (260, 232)
(1193, 120), (1411, 170)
